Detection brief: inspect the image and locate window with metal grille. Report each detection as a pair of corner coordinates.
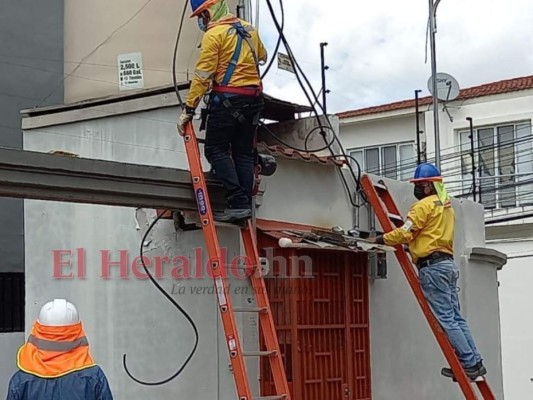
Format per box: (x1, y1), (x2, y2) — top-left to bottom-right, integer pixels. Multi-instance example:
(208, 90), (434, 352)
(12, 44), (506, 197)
(0, 273), (25, 332)
(457, 121), (533, 209)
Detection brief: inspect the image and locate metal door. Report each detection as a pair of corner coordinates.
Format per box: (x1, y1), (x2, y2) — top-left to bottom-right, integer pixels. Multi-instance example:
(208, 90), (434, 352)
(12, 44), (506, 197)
(258, 235), (371, 400)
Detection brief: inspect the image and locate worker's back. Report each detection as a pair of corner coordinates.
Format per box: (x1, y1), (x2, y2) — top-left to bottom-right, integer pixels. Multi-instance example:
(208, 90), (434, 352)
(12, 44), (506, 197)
(7, 299), (114, 400)
(7, 366), (112, 400)
(203, 16), (266, 88)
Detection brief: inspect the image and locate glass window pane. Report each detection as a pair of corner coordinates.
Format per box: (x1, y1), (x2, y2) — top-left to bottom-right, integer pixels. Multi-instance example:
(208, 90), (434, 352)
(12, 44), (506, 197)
(498, 125), (516, 208)
(381, 146), (397, 179)
(350, 150), (364, 175)
(478, 128), (496, 209)
(365, 148), (380, 175)
(516, 122), (533, 206)
(399, 144), (416, 181)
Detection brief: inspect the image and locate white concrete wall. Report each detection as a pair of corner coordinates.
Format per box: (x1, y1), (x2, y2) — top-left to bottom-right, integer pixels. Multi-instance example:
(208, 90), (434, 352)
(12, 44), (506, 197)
(256, 158), (354, 228)
(489, 239), (533, 400)
(340, 114), (418, 151)
(0, 333), (24, 399)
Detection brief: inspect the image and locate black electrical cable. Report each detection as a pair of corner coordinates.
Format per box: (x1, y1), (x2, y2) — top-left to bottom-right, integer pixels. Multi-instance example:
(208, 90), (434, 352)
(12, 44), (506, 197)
(123, 211), (200, 386)
(262, 0), (362, 188)
(122, 0), (199, 386)
(259, 121), (337, 153)
(173, 0), (189, 110)
(263, 0), (366, 208)
(260, 0), (284, 79)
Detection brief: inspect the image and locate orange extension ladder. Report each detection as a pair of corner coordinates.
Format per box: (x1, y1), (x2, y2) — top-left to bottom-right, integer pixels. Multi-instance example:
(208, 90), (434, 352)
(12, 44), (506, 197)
(179, 121), (291, 400)
(360, 174), (496, 400)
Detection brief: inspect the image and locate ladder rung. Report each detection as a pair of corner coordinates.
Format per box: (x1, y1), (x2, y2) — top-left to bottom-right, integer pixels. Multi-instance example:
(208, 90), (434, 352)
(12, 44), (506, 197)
(233, 307), (267, 313)
(243, 350), (277, 357)
(254, 396), (287, 400)
(374, 182), (387, 190)
(388, 213), (403, 221)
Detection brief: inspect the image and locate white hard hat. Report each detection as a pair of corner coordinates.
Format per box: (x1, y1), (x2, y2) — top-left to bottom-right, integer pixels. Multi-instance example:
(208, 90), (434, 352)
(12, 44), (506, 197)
(38, 299), (80, 326)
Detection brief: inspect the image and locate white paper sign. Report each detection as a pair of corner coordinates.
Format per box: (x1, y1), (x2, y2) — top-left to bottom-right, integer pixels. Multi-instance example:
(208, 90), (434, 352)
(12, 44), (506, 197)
(118, 52), (144, 90)
(277, 52), (295, 74)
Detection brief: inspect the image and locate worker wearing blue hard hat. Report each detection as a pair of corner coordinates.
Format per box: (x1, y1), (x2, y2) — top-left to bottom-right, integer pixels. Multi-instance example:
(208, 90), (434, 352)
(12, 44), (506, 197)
(369, 163), (487, 381)
(178, 0), (267, 223)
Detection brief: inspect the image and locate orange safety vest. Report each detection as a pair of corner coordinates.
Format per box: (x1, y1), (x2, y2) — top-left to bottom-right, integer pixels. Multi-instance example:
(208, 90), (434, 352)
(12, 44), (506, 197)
(17, 320), (96, 378)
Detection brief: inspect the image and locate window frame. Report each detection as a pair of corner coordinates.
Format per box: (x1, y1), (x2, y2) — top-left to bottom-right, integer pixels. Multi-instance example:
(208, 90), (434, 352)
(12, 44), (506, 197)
(347, 141), (417, 181)
(457, 120), (533, 209)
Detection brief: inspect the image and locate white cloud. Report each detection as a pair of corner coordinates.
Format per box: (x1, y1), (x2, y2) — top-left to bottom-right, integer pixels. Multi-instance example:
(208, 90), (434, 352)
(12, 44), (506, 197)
(255, 0), (533, 113)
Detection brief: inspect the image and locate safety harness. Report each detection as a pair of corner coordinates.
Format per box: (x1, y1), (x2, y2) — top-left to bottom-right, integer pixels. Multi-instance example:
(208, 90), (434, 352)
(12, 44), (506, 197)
(201, 21), (263, 129)
(201, 20), (264, 196)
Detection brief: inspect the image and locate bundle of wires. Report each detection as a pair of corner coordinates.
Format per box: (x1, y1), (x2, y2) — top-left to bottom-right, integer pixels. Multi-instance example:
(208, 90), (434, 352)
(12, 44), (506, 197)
(261, 0), (367, 207)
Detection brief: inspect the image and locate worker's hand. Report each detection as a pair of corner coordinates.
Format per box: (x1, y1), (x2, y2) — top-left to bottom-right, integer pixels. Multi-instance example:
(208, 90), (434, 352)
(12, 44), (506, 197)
(177, 108), (195, 134)
(368, 236), (385, 245)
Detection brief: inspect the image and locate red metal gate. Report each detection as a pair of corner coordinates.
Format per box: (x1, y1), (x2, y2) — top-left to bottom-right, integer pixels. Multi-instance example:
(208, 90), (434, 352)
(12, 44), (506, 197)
(258, 232), (371, 400)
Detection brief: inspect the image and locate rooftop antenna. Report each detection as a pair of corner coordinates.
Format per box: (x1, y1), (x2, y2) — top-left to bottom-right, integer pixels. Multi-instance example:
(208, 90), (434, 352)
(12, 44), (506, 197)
(427, 0), (443, 169)
(427, 72), (460, 122)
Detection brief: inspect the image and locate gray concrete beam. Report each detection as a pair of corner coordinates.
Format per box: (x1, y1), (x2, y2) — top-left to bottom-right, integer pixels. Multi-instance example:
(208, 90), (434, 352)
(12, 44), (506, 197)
(0, 148), (226, 210)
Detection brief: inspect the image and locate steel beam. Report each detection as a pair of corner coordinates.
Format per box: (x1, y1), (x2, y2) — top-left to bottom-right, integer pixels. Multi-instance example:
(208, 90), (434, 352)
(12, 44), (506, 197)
(0, 148), (226, 210)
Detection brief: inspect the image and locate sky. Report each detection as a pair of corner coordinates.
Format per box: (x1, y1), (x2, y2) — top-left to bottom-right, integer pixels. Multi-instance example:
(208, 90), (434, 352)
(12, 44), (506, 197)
(253, 0), (533, 115)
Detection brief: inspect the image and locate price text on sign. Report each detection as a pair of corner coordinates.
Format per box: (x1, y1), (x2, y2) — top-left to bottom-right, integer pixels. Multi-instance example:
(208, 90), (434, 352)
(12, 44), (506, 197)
(118, 52), (144, 90)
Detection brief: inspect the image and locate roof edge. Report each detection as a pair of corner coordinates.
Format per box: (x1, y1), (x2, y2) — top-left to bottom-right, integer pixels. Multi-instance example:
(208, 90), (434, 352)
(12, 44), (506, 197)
(337, 74), (533, 119)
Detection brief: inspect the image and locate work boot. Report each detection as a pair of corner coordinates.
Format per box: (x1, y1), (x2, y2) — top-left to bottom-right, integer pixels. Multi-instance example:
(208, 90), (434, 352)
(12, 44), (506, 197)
(441, 361), (487, 381)
(213, 208), (252, 223)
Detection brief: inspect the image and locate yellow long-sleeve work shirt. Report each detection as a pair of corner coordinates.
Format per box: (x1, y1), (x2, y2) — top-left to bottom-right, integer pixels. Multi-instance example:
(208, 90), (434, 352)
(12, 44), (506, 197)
(185, 16), (267, 110)
(380, 195), (455, 264)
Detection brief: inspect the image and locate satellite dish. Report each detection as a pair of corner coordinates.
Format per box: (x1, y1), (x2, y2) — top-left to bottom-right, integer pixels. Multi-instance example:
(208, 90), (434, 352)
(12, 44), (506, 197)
(427, 73), (461, 101)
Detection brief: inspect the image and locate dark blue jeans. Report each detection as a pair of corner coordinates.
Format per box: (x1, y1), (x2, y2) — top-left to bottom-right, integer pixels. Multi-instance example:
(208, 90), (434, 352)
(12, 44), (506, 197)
(419, 260), (482, 368)
(205, 93), (264, 209)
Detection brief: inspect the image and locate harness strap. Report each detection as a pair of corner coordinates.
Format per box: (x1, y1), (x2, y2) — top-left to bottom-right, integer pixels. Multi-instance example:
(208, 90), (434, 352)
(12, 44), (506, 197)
(221, 23), (246, 86)
(205, 22), (263, 128)
(212, 85), (261, 96)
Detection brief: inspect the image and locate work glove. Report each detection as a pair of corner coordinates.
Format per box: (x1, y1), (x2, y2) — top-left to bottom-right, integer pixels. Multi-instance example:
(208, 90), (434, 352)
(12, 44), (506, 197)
(177, 107), (195, 134)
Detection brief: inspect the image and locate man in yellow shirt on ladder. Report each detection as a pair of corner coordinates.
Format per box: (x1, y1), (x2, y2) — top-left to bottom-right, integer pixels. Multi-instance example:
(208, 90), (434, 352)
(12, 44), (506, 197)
(178, 0), (267, 223)
(370, 163), (487, 381)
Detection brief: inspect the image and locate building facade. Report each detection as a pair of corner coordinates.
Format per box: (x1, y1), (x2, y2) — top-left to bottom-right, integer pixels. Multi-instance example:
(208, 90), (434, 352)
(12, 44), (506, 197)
(338, 75), (533, 399)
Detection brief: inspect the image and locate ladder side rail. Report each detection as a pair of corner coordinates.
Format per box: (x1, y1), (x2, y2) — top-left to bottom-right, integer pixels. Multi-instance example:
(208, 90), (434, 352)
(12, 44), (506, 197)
(241, 223), (292, 399)
(360, 175), (480, 400)
(475, 377), (497, 399)
(181, 122), (253, 400)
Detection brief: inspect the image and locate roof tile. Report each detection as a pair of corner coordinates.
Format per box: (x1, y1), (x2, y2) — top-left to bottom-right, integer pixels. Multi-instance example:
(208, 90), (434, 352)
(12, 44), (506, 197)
(257, 143), (346, 167)
(337, 75), (533, 119)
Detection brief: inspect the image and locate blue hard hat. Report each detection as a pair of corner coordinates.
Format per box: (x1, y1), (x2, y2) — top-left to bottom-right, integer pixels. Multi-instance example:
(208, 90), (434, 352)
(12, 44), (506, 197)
(410, 163), (442, 183)
(190, 0), (217, 17)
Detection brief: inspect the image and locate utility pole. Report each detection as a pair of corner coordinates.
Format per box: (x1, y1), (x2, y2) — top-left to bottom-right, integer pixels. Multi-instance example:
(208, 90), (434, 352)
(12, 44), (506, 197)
(320, 42), (330, 115)
(255, 0), (260, 30)
(466, 117), (477, 202)
(415, 90), (423, 165)
(429, 0), (441, 169)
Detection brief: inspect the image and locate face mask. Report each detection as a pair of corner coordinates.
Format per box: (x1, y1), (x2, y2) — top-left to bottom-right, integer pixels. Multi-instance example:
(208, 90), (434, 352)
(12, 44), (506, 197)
(197, 17), (207, 32)
(414, 185), (427, 200)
